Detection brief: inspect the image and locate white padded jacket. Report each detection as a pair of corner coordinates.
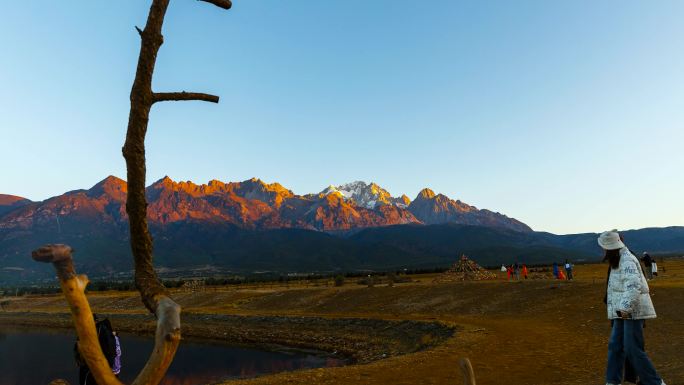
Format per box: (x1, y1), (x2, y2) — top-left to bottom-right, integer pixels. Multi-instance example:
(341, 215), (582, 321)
(606, 248), (656, 320)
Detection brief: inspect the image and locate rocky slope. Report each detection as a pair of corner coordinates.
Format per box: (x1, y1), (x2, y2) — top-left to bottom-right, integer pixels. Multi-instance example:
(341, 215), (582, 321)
(0, 194), (32, 217)
(408, 188), (531, 232)
(0, 176), (564, 281)
(4, 176), (684, 283)
(0, 176), (529, 233)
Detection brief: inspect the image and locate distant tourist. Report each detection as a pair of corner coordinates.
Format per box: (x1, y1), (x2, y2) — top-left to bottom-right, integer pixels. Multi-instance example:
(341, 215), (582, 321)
(522, 264), (528, 279)
(506, 265), (513, 281)
(558, 269), (566, 280)
(552, 262), (559, 279)
(598, 230), (666, 385)
(564, 259), (574, 280)
(642, 252), (654, 280)
(514, 262), (521, 281)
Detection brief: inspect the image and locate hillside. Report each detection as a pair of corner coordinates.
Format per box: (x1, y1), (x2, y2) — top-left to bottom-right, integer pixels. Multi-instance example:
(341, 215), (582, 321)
(0, 176), (529, 233)
(2, 218), (684, 285)
(1, 177), (683, 283)
(0, 194), (31, 217)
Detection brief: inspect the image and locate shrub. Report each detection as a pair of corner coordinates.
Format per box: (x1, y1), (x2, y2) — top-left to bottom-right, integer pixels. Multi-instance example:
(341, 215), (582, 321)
(356, 276), (374, 287)
(386, 272), (396, 287)
(334, 275), (345, 287)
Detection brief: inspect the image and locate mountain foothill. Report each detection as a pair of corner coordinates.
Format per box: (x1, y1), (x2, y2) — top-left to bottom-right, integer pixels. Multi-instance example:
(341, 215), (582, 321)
(1, 176), (682, 282)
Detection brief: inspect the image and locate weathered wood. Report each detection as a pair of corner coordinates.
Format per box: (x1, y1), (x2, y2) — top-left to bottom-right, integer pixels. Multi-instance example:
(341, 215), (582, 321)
(153, 91), (219, 104)
(33, 245), (124, 385)
(122, 0), (171, 315)
(459, 357), (477, 385)
(121, 0), (227, 383)
(199, 0), (232, 9)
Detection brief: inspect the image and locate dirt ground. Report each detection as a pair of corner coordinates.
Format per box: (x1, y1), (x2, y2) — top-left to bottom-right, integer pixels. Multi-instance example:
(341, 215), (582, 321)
(2, 259), (683, 384)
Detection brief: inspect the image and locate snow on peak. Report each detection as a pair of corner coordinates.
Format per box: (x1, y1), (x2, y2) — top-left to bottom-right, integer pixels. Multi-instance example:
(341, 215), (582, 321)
(320, 181), (396, 209)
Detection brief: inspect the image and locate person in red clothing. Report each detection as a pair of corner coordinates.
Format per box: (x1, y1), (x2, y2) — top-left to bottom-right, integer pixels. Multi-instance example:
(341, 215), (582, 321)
(506, 265), (512, 281)
(522, 264), (528, 279)
(558, 269), (566, 280)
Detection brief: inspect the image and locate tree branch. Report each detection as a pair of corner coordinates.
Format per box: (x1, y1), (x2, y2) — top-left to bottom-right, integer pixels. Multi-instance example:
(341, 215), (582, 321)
(135, 26), (144, 37)
(131, 297), (181, 385)
(198, 0), (232, 10)
(153, 91), (220, 103)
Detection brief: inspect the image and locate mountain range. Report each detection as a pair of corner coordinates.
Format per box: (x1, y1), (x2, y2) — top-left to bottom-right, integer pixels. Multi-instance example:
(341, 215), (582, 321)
(1, 176), (683, 284)
(0, 176), (531, 233)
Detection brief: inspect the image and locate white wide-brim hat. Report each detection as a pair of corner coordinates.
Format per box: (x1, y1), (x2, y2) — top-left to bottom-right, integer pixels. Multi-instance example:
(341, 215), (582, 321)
(598, 230), (625, 250)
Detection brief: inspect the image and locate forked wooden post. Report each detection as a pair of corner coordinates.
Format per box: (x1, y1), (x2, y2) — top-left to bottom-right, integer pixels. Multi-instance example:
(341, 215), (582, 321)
(459, 357), (477, 385)
(33, 244), (184, 385)
(32, 245), (124, 385)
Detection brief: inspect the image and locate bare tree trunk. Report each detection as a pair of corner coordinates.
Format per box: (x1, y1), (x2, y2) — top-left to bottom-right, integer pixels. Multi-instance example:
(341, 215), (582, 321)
(33, 1), (230, 384)
(122, 0), (173, 319)
(122, 0), (228, 309)
(121, 0), (229, 383)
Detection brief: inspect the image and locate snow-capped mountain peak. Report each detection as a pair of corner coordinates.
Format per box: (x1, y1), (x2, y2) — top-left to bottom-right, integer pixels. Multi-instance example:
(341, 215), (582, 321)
(320, 181), (404, 209)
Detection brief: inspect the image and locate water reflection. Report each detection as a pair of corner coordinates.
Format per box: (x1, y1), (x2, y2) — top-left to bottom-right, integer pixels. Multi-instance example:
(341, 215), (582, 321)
(0, 328), (345, 385)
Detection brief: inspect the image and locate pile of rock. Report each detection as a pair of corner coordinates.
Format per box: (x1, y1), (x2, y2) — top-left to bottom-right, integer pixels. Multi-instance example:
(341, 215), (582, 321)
(180, 279), (206, 292)
(433, 255), (497, 282)
(528, 267), (553, 279)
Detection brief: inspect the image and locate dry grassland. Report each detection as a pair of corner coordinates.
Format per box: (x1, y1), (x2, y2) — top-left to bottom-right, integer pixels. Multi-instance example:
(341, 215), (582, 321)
(2, 259), (683, 384)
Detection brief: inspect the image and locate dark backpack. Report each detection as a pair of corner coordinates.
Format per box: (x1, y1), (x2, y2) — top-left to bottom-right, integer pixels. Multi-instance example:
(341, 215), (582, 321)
(96, 319), (117, 366)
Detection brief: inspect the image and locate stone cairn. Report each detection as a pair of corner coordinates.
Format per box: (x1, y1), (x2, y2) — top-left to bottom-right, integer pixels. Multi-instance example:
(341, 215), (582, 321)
(433, 255), (497, 283)
(180, 279), (206, 292)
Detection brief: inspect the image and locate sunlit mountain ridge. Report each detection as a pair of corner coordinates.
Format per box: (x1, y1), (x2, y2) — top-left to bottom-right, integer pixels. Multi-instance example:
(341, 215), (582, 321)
(1, 176), (682, 284)
(0, 176), (529, 232)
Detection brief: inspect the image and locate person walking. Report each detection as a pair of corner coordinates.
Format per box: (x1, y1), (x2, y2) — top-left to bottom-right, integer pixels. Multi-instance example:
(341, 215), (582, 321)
(552, 262), (559, 279)
(610, 230), (643, 385)
(514, 262), (521, 281)
(564, 259), (574, 280)
(598, 230), (666, 385)
(522, 264), (528, 280)
(642, 252), (653, 280)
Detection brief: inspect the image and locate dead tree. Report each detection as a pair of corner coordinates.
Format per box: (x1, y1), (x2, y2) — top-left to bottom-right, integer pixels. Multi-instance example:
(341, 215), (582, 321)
(33, 1), (230, 384)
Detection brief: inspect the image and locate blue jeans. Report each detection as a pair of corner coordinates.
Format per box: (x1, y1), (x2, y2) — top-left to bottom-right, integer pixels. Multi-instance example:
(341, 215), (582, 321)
(606, 319), (662, 385)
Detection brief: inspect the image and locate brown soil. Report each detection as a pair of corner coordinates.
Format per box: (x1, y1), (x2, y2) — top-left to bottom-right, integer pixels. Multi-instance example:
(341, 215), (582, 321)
(2, 260), (683, 384)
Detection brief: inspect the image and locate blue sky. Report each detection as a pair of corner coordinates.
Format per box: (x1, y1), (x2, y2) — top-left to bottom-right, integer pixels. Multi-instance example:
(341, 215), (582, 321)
(1, 1), (682, 234)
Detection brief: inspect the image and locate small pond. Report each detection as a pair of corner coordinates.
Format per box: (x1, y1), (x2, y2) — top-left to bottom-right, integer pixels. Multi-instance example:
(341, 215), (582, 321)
(0, 328), (345, 385)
